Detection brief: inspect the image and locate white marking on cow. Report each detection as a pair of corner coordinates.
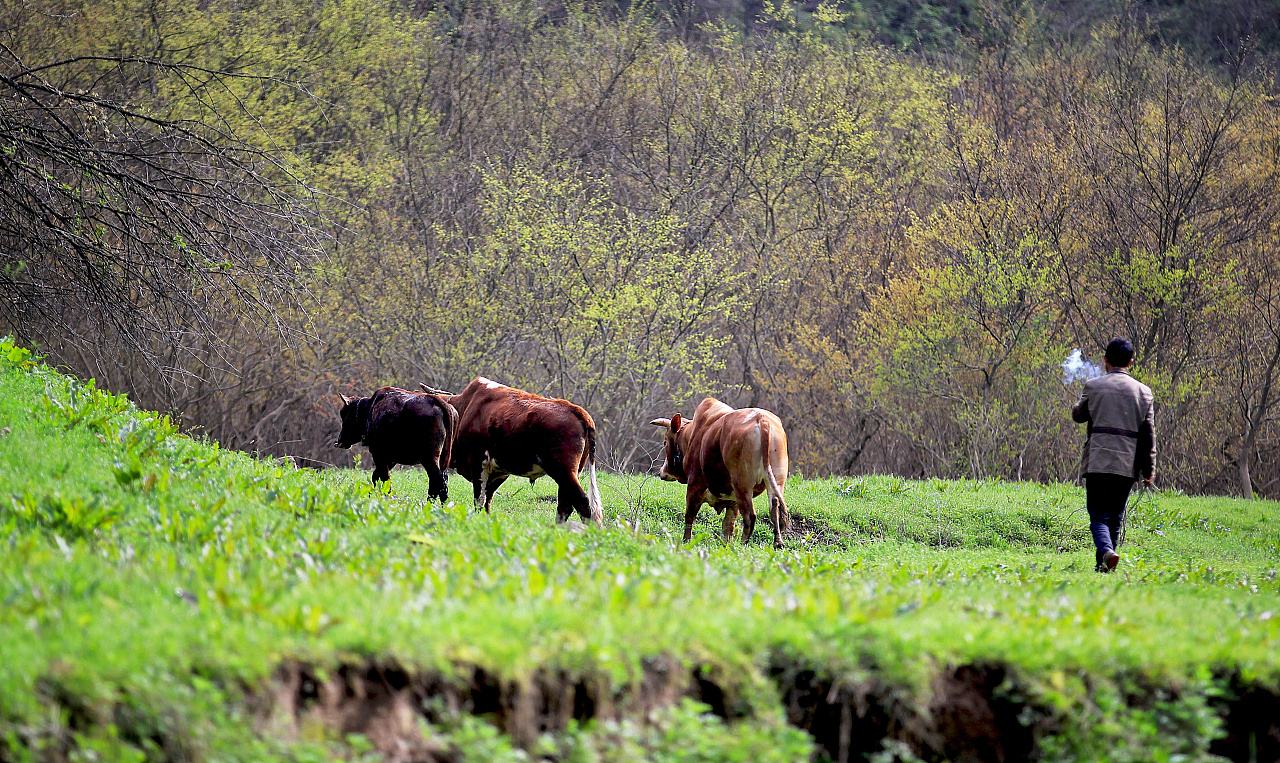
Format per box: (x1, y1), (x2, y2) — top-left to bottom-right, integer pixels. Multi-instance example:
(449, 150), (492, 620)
(477, 376), (504, 389)
(587, 462), (603, 525)
(764, 464), (783, 506)
(478, 451), (496, 509)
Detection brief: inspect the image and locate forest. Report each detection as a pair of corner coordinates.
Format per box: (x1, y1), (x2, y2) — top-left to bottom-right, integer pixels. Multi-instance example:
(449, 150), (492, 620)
(4, 0), (1280, 496)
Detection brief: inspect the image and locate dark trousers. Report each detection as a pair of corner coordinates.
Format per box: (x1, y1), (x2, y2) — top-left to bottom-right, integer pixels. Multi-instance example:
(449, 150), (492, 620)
(1085, 473), (1134, 565)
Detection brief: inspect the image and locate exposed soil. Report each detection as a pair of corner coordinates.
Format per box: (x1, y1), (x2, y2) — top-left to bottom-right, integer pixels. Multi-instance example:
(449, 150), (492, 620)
(766, 659), (1056, 762)
(257, 656), (693, 761)
(252, 656), (1280, 763)
(20, 656), (1280, 761)
(1210, 672), (1280, 762)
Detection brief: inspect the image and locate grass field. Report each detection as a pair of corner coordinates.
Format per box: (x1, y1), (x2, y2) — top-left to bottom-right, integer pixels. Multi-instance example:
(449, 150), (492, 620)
(1, 337), (1278, 762)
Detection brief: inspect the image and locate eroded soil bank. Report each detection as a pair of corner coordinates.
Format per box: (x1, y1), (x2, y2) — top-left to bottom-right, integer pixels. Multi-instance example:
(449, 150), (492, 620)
(253, 658), (1280, 762)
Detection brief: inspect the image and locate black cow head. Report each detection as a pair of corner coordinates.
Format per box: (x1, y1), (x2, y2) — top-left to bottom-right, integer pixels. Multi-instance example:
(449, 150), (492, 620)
(334, 394), (370, 449)
(648, 414), (687, 483)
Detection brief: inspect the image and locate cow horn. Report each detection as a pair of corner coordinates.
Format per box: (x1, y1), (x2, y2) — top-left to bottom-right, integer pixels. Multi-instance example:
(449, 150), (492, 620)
(419, 382), (453, 395)
(338, 393), (352, 405)
(649, 418), (671, 428)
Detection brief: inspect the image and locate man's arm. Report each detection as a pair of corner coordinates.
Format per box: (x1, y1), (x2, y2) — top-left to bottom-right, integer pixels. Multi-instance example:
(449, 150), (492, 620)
(1071, 387), (1090, 423)
(1136, 394), (1156, 484)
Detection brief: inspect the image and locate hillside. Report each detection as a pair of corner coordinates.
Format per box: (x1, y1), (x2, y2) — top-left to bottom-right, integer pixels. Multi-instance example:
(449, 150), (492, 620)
(643, 0), (1280, 58)
(1, 339), (1279, 761)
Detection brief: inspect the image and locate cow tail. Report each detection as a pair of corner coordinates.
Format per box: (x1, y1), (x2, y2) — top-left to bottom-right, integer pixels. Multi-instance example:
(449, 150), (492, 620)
(438, 397), (458, 471)
(587, 424), (604, 525)
(760, 421), (789, 532)
(574, 410), (604, 525)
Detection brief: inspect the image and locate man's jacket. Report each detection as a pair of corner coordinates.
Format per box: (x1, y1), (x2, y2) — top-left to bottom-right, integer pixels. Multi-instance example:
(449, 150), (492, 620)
(1071, 370), (1156, 480)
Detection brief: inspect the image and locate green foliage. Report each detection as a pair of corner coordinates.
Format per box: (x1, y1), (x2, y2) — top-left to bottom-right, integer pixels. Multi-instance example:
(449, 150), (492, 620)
(555, 699), (813, 761)
(860, 229), (1073, 478)
(468, 163), (741, 399)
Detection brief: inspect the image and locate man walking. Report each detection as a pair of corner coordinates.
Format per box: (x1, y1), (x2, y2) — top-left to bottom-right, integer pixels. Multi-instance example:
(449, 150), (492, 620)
(1071, 337), (1156, 573)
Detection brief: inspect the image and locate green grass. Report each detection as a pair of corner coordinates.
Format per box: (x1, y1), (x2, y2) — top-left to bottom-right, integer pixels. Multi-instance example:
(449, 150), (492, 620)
(1, 337), (1278, 761)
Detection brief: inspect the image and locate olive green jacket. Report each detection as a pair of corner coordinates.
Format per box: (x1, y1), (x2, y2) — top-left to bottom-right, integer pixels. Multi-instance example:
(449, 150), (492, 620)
(1071, 370), (1156, 480)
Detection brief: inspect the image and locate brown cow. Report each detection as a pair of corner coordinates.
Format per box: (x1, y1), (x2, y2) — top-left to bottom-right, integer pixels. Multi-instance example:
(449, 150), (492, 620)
(423, 378), (603, 525)
(334, 387), (457, 501)
(649, 397), (790, 548)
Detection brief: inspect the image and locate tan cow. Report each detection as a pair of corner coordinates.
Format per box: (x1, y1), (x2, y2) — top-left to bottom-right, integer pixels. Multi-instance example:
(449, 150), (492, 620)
(649, 397), (790, 548)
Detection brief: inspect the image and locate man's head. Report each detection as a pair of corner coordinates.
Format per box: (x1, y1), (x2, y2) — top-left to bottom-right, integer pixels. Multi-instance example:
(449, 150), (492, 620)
(1104, 337), (1135, 370)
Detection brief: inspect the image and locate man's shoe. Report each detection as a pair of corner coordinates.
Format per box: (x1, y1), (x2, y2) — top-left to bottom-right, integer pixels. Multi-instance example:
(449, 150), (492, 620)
(1103, 551), (1120, 572)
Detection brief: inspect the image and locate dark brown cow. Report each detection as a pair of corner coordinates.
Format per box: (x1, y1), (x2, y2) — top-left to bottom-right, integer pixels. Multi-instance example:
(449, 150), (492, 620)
(334, 387), (457, 501)
(649, 397), (790, 548)
(423, 377), (603, 525)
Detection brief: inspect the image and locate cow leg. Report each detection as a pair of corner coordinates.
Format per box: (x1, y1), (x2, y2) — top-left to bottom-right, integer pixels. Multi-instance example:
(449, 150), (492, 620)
(535, 451), (590, 524)
(551, 471), (590, 523)
(741, 509), (756, 544)
(769, 494), (787, 549)
(721, 505), (738, 543)
(768, 496), (781, 548)
(424, 459), (448, 503)
(735, 486), (757, 545)
(484, 474), (508, 512)
(764, 466), (788, 549)
(371, 462), (392, 486)
(475, 453), (495, 512)
(682, 487), (703, 543)
(554, 480), (576, 523)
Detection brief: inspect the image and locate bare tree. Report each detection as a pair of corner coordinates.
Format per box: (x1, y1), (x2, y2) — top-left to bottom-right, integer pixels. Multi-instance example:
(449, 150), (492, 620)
(1221, 238), (1280, 497)
(0, 43), (321, 406)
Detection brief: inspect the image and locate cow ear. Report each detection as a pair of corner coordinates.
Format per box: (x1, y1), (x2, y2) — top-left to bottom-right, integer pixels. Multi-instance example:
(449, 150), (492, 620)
(649, 418), (671, 429)
(671, 413), (682, 431)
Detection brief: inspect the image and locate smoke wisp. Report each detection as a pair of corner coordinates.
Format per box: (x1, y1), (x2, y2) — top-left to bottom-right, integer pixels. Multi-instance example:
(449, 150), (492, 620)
(1062, 349), (1102, 383)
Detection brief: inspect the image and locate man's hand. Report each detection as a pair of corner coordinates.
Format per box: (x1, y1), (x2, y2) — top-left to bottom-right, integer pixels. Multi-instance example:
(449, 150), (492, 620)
(1141, 473), (1156, 490)
(1071, 395), (1090, 424)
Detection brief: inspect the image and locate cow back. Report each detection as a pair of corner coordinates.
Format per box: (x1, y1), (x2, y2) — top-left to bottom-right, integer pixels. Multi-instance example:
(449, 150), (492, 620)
(451, 378), (595, 478)
(682, 398), (787, 498)
(678, 397), (735, 476)
(365, 387), (453, 462)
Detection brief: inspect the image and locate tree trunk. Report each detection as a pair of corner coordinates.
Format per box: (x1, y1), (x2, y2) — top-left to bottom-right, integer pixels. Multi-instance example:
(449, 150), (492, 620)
(1241, 337), (1280, 498)
(1238, 429), (1258, 499)
(1237, 453), (1253, 499)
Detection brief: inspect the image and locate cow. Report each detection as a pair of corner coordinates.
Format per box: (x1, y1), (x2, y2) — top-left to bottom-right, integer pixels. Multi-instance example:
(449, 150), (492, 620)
(649, 397), (790, 548)
(334, 387), (457, 501)
(421, 377), (603, 525)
